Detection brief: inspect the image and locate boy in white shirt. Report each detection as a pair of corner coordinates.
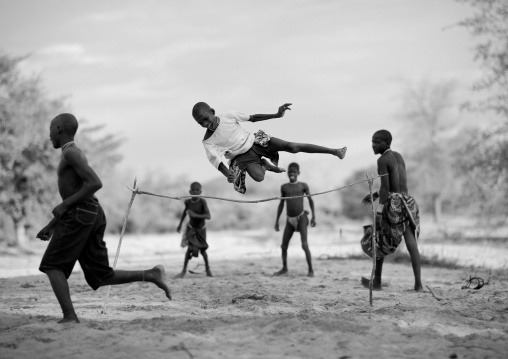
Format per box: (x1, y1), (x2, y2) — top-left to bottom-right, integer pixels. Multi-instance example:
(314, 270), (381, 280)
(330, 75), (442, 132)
(192, 102), (347, 193)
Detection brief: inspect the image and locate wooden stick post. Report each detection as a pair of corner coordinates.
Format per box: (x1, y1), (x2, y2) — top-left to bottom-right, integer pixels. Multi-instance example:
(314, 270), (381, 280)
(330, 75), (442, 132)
(101, 178), (138, 314)
(366, 174), (377, 306)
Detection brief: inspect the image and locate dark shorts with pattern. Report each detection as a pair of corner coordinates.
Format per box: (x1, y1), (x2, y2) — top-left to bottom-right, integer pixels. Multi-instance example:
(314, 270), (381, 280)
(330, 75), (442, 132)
(39, 197), (114, 290)
(233, 133), (280, 171)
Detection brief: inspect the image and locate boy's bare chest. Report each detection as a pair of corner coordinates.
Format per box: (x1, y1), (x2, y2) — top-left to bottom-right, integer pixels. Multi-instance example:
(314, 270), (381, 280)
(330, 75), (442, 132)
(283, 183), (305, 197)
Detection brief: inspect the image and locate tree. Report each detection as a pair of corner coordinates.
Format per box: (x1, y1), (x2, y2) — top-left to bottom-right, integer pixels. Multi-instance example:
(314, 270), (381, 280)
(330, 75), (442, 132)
(457, 0), (508, 116)
(0, 52), (124, 247)
(454, 0), (508, 217)
(395, 79), (461, 222)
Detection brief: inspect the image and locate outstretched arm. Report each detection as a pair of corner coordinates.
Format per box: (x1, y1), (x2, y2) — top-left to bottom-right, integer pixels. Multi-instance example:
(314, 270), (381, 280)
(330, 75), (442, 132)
(36, 216), (59, 241)
(361, 191), (379, 205)
(249, 103), (292, 123)
(304, 184), (316, 227)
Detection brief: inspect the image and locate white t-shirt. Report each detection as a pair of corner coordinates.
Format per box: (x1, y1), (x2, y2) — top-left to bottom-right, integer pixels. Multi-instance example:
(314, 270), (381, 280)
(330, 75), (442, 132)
(202, 111), (254, 168)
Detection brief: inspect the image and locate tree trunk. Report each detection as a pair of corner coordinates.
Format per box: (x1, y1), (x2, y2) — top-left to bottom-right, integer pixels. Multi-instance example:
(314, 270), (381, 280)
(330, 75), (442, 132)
(12, 217), (29, 249)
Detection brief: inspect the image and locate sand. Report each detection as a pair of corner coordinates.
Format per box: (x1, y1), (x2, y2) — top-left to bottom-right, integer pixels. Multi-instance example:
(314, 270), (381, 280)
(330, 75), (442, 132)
(1, 232), (507, 359)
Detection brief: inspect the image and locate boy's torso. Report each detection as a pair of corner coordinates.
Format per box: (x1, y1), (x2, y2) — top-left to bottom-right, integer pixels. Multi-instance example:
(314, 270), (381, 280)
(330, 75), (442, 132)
(282, 182), (306, 216)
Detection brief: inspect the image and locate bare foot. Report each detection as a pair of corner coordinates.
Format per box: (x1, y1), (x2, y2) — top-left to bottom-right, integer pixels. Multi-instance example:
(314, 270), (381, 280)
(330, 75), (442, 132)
(307, 271), (314, 277)
(58, 313), (80, 324)
(414, 283), (424, 292)
(206, 269), (213, 277)
(333, 147), (347, 160)
(261, 159), (286, 173)
(361, 276), (382, 290)
(174, 271), (186, 279)
(149, 265), (172, 300)
(273, 268), (288, 276)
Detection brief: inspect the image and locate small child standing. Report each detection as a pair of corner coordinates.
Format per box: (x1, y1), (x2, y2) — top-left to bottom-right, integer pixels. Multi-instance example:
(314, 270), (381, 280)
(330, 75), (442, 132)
(175, 182), (212, 278)
(273, 163), (316, 277)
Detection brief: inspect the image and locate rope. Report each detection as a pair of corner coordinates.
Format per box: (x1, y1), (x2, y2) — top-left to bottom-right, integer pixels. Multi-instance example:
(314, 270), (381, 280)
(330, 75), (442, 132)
(101, 178), (138, 314)
(128, 174), (387, 203)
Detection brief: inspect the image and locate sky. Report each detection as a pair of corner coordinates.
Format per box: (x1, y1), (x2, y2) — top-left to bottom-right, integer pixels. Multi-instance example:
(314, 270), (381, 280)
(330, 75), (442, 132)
(0, 0), (482, 187)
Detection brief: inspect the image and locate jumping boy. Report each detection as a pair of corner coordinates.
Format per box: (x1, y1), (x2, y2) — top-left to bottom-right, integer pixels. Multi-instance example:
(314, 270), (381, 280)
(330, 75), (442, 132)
(273, 163), (316, 277)
(192, 102), (347, 194)
(175, 182), (212, 278)
(37, 113), (171, 324)
(360, 129), (423, 291)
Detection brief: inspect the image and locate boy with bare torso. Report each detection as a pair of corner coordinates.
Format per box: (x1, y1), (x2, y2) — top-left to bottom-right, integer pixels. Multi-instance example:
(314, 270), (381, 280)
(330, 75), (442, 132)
(175, 182), (212, 278)
(37, 113), (171, 323)
(273, 163), (316, 277)
(192, 102), (347, 194)
(361, 130), (423, 291)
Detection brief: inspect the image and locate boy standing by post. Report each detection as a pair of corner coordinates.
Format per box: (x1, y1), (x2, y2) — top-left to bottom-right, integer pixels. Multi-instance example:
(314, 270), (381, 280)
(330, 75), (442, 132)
(361, 129), (423, 291)
(273, 163), (316, 277)
(37, 113), (171, 324)
(175, 182), (212, 278)
(192, 102), (347, 194)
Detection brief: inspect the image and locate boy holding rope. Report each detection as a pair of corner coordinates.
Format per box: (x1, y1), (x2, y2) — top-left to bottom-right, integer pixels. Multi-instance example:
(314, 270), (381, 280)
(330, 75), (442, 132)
(361, 130), (423, 291)
(175, 182), (213, 278)
(192, 102), (347, 194)
(37, 113), (171, 323)
(273, 163), (316, 277)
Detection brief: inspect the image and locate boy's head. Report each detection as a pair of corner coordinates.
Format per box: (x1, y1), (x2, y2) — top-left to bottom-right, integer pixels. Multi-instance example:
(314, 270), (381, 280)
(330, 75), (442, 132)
(189, 181), (202, 195)
(372, 130), (392, 155)
(192, 102), (217, 129)
(287, 162), (300, 183)
(49, 113), (78, 149)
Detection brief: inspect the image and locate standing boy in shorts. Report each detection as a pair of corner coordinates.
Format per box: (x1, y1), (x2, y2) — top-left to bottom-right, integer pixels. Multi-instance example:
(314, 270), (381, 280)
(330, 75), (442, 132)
(192, 102), (347, 194)
(37, 113), (171, 323)
(175, 182), (212, 278)
(273, 163), (316, 277)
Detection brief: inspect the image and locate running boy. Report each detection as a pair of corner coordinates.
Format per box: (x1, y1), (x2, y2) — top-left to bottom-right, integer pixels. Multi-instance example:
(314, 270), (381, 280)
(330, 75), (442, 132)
(273, 163), (316, 277)
(175, 182), (212, 278)
(192, 102), (347, 194)
(37, 113), (171, 324)
(360, 129), (423, 291)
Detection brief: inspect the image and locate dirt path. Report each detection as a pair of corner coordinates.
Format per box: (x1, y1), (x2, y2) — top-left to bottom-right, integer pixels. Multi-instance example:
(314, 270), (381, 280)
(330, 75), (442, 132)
(1, 256), (507, 359)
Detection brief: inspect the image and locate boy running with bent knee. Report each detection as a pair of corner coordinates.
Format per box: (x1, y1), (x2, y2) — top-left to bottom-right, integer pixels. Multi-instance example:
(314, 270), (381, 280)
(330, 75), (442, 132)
(273, 163), (315, 277)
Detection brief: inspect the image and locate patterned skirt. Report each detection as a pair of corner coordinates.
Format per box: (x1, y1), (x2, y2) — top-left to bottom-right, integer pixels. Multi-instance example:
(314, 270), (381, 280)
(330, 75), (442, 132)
(361, 192), (420, 259)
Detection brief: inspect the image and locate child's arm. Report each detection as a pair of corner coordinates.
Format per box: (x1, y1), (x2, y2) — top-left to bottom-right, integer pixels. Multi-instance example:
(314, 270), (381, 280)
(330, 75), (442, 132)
(249, 103), (292, 123)
(176, 204), (188, 233)
(36, 216), (59, 241)
(274, 187), (286, 231)
(304, 183), (316, 227)
(187, 200), (211, 220)
(361, 191), (379, 205)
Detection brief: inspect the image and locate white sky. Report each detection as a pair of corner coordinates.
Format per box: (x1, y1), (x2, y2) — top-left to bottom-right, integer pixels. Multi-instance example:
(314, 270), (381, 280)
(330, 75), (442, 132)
(0, 0), (481, 185)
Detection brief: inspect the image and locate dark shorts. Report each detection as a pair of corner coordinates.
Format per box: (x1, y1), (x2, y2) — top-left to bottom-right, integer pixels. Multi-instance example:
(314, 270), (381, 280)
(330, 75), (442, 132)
(234, 140), (280, 171)
(39, 197), (114, 290)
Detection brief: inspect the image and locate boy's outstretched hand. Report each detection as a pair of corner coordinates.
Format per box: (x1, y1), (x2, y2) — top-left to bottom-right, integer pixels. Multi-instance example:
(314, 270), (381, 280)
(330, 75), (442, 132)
(276, 103), (292, 118)
(361, 192), (379, 205)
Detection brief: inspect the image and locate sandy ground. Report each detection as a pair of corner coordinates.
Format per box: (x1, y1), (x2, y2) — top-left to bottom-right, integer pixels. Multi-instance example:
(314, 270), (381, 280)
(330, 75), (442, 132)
(1, 231), (507, 359)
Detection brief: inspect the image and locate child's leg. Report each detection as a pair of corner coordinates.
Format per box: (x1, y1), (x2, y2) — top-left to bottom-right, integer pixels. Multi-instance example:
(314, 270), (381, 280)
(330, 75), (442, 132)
(46, 269), (80, 323)
(201, 250), (213, 277)
(361, 257), (384, 290)
(298, 216), (314, 277)
(100, 265), (172, 299)
(274, 224), (294, 275)
(246, 159), (285, 182)
(175, 249), (192, 278)
(269, 137), (346, 159)
(403, 227), (423, 291)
